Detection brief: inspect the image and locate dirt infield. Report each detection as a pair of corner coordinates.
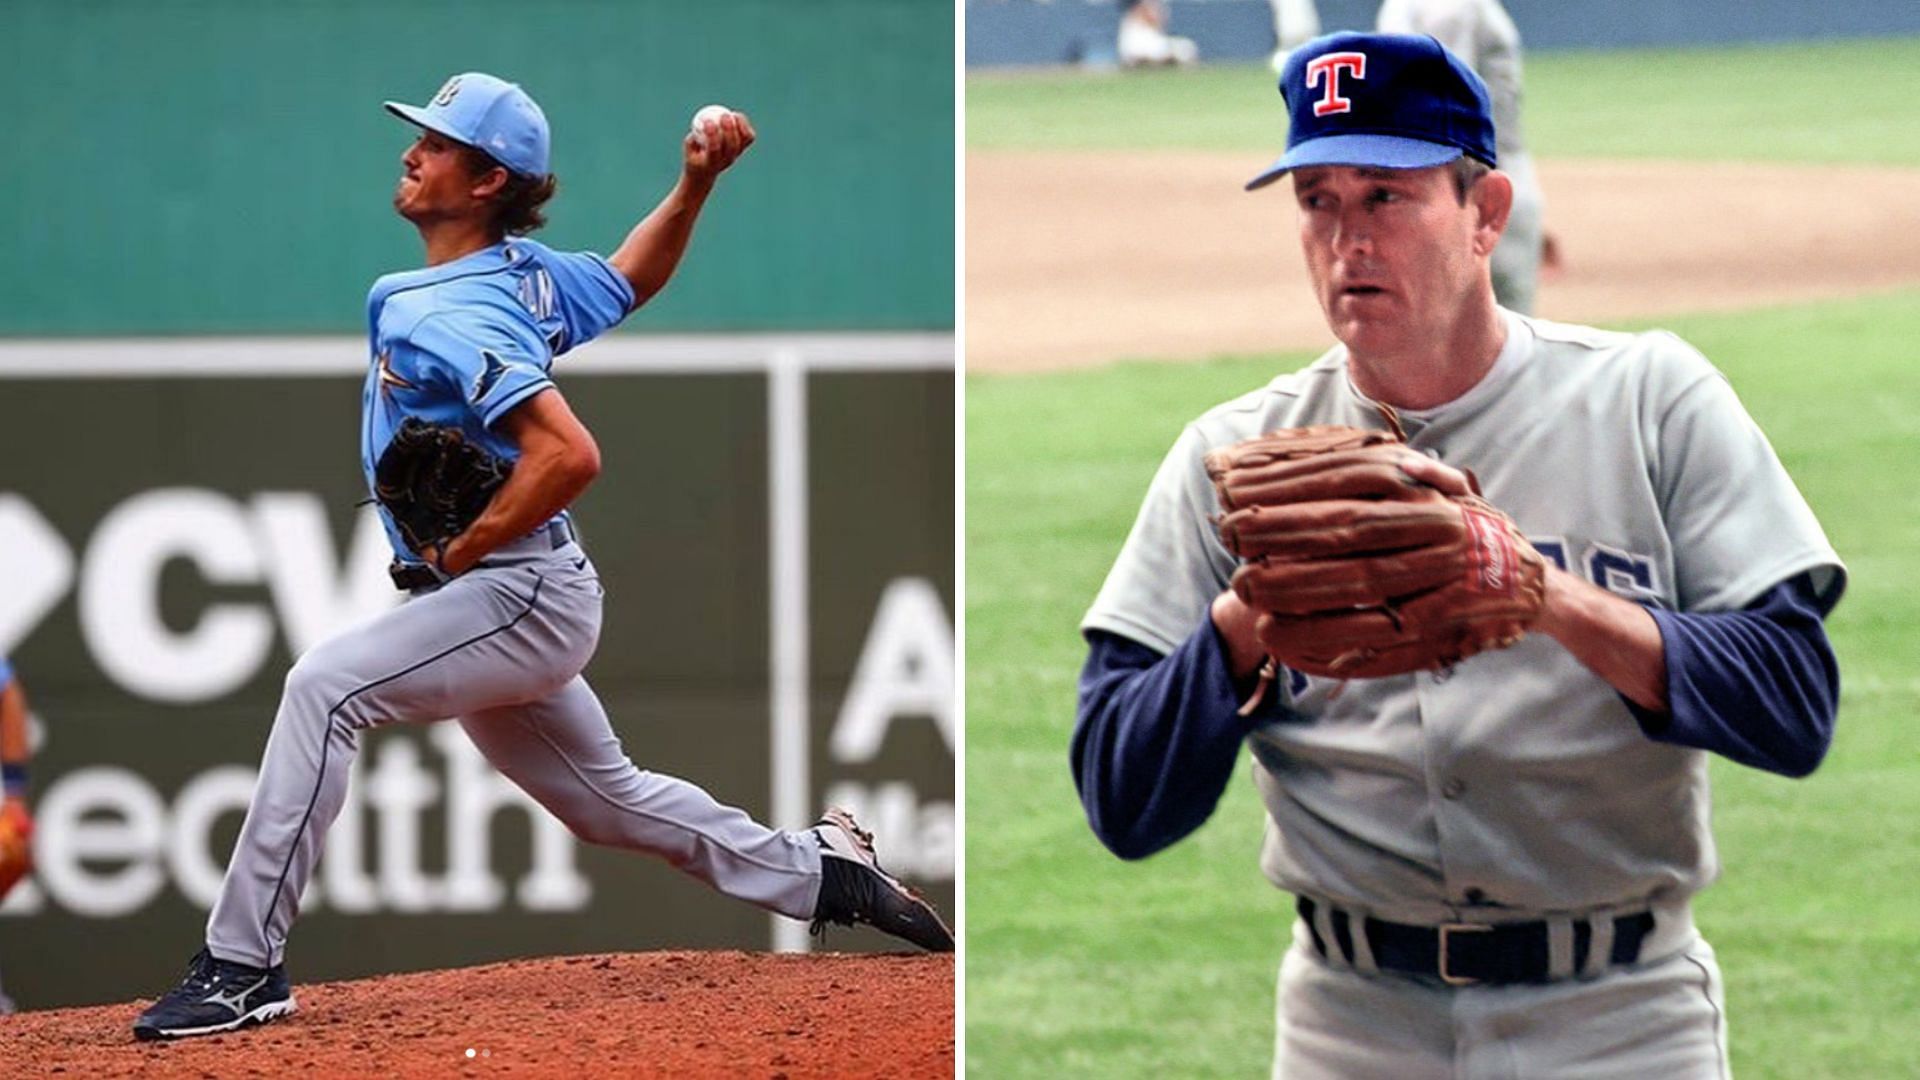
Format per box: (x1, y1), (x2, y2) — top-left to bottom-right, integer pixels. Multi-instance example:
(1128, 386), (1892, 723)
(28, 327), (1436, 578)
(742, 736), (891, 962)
(0, 951), (952, 1078)
(967, 151), (1920, 371)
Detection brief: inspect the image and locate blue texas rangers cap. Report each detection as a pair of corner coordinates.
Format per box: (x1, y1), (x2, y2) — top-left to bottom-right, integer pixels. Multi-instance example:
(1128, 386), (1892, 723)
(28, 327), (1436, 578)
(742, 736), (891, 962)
(1246, 32), (1496, 191)
(384, 72), (551, 177)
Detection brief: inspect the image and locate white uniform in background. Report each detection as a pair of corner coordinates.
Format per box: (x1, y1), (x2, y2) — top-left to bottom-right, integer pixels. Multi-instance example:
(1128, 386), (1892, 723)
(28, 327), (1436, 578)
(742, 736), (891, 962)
(1120, 0), (1200, 67)
(1270, 0), (1324, 72)
(1379, 0), (1547, 313)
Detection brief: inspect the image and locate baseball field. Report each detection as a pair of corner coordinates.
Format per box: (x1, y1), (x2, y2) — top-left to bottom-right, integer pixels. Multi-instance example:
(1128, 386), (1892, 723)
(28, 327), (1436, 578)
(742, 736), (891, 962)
(965, 36), (1920, 1079)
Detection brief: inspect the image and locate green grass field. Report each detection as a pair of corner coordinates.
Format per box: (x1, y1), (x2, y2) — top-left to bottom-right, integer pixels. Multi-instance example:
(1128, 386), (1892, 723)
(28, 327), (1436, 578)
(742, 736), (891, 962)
(965, 36), (1920, 1080)
(968, 36), (1920, 165)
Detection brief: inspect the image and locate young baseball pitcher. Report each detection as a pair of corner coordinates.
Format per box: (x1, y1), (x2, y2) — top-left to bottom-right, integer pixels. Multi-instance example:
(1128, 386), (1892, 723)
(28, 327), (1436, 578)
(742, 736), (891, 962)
(134, 72), (951, 1042)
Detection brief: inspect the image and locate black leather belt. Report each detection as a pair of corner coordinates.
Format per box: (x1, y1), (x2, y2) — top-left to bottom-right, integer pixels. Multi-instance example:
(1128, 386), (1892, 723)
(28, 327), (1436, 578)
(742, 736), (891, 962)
(1297, 897), (1655, 986)
(388, 519), (575, 591)
(388, 562), (440, 591)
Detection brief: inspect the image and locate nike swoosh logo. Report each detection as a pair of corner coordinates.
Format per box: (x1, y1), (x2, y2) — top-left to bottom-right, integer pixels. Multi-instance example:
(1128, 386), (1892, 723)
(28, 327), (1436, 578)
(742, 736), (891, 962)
(572, 557), (588, 570)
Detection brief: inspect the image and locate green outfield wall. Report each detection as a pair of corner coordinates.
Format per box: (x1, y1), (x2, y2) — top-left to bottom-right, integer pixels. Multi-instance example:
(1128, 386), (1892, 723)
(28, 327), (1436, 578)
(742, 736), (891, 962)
(0, 334), (954, 1008)
(0, 0), (954, 334)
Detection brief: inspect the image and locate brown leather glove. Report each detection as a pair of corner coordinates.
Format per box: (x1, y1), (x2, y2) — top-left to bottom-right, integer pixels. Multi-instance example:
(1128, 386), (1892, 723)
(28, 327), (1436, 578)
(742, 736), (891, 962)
(1205, 424), (1546, 680)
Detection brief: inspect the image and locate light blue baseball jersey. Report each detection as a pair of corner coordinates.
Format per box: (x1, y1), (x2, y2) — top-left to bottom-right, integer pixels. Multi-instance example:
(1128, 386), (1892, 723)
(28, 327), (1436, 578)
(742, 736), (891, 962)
(361, 238), (636, 563)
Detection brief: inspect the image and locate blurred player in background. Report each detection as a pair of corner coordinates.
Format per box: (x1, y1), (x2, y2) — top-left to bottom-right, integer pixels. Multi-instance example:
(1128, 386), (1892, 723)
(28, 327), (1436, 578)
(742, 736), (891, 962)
(1378, 0), (1559, 313)
(0, 656), (33, 1016)
(1119, 0), (1199, 67)
(1269, 0), (1322, 72)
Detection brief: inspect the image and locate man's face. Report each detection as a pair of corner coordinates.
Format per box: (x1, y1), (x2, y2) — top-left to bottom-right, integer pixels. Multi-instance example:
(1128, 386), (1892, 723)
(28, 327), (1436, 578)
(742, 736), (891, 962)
(394, 130), (495, 224)
(1290, 163), (1494, 357)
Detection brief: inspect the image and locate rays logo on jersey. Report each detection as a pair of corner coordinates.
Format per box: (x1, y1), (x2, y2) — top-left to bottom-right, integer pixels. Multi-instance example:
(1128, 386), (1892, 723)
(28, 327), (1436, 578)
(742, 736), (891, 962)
(471, 350), (512, 404)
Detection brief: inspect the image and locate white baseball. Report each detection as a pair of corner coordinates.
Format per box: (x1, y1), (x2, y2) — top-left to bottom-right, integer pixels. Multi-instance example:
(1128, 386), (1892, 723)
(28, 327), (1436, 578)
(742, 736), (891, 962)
(690, 104), (733, 149)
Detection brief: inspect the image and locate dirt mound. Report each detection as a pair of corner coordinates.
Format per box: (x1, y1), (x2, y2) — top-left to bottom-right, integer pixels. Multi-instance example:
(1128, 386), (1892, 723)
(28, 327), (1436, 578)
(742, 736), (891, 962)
(967, 151), (1920, 371)
(0, 950), (952, 1078)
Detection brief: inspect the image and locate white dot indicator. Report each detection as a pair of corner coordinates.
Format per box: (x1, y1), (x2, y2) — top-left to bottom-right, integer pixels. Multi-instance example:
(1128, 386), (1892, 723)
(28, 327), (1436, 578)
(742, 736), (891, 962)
(466, 1048), (476, 1059)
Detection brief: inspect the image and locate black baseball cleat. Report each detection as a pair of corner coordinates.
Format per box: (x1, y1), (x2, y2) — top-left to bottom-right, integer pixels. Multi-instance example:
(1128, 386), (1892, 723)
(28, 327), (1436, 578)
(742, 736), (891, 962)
(132, 947), (296, 1041)
(810, 807), (954, 952)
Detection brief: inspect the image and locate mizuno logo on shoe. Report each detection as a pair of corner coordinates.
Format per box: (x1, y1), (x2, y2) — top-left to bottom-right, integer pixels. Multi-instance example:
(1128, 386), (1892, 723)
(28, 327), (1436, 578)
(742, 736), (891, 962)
(200, 976), (268, 1018)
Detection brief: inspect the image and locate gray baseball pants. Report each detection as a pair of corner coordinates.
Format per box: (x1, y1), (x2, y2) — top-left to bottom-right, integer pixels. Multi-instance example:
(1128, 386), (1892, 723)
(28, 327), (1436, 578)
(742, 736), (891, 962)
(1271, 917), (1731, 1079)
(206, 531), (821, 969)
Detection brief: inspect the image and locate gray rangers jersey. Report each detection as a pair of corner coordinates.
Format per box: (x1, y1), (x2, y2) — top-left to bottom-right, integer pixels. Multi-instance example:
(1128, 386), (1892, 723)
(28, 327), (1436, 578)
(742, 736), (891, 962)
(1083, 311), (1844, 923)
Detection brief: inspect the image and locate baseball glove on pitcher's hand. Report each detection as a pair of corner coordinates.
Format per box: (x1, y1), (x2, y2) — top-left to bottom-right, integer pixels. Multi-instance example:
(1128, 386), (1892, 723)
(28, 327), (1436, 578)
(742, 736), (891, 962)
(1205, 422), (1547, 681)
(374, 418), (513, 560)
(0, 799), (31, 901)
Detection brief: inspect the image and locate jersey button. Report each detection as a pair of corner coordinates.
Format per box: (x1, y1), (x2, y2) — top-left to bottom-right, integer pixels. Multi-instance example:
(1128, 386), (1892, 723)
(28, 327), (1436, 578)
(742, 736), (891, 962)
(1441, 778), (1466, 800)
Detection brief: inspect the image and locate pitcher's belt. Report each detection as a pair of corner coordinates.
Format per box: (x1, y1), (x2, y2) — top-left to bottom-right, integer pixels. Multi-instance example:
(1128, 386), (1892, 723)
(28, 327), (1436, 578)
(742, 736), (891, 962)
(388, 519), (576, 591)
(1297, 895), (1659, 986)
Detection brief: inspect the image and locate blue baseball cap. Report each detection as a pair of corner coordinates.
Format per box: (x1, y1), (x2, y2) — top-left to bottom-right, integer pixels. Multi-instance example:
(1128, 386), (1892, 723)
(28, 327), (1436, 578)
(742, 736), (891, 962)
(384, 72), (551, 177)
(1246, 33), (1495, 192)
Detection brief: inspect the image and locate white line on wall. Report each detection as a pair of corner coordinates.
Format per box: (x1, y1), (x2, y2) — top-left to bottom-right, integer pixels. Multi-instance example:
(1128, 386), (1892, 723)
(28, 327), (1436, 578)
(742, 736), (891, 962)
(0, 333), (953, 377)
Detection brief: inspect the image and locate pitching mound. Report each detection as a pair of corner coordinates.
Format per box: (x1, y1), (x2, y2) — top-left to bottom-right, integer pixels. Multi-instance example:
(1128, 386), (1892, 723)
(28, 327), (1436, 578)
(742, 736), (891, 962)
(0, 950), (953, 1078)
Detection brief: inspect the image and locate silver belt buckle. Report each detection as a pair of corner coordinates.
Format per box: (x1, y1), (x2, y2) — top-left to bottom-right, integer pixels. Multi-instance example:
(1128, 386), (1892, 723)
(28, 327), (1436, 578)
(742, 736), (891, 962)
(1438, 922), (1490, 986)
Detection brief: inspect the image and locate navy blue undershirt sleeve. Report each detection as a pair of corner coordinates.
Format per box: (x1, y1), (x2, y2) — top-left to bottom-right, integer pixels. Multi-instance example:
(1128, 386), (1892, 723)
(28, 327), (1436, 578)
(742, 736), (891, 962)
(1070, 619), (1272, 860)
(1073, 574), (1838, 861)
(1628, 572), (1839, 778)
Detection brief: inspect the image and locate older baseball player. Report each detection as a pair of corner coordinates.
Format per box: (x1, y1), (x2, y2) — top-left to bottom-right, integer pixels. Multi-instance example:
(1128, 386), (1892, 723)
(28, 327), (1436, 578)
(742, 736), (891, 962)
(134, 72), (951, 1042)
(1377, 0), (1554, 314)
(1074, 34), (1841, 1078)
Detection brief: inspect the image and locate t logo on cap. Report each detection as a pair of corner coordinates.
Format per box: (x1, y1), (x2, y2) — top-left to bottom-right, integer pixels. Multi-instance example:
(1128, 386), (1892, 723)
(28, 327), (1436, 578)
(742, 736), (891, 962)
(1245, 33), (1497, 192)
(1307, 52), (1366, 117)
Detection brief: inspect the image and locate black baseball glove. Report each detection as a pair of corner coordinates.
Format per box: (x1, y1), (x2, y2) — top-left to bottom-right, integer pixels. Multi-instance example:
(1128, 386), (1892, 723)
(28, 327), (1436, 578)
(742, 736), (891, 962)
(373, 418), (513, 560)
